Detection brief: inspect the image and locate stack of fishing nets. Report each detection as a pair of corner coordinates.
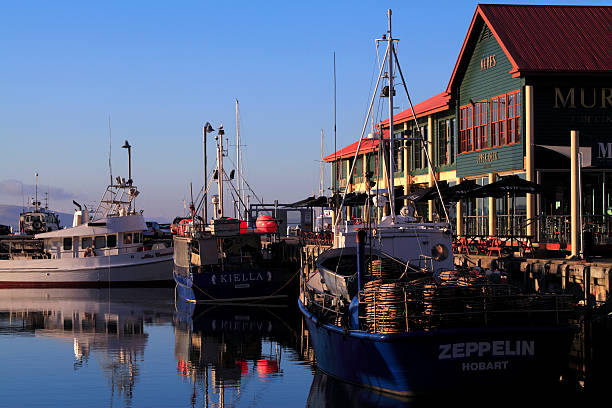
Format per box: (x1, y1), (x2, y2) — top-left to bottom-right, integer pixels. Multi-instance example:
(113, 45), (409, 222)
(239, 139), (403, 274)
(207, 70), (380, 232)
(367, 258), (405, 280)
(363, 280), (408, 334)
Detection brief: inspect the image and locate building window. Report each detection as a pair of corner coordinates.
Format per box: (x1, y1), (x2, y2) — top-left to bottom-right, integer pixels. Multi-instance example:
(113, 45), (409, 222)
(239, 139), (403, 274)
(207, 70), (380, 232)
(490, 90), (520, 147)
(459, 105), (473, 153)
(438, 118), (457, 165)
(63, 237), (72, 251)
(491, 94), (506, 147)
(450, 118), (456, 163)
(393, 137), (403, 172)
(355, 156), (363, 178)
(366, 153), (378, 177)
(107, 234), (117, 248)
(474, 101), (487, 150)
(507, 90), (520, 144)
(438, 120), (448, 165)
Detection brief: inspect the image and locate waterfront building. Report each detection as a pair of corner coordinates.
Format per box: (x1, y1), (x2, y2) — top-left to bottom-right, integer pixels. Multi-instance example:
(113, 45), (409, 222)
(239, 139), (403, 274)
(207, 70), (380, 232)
(325, 4), (612, 251)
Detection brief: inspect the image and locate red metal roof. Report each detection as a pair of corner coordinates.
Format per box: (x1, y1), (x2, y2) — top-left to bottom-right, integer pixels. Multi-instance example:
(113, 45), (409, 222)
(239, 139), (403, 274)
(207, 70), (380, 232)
(379, 92), (451, 127)
(325, 92), (449, 162)
(323, 138), (379, 162)
(447, 4), (612, 92)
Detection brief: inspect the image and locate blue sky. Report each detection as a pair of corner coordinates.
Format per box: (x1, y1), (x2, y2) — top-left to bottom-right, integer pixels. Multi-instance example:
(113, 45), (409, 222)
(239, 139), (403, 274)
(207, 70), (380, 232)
(1, 0), (608, 220)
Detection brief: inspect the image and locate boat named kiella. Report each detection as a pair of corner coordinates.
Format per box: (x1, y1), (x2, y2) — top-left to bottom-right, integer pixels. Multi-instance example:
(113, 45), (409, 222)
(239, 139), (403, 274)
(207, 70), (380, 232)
(173, 117), (298, 303)
(0, 141), (173, 287)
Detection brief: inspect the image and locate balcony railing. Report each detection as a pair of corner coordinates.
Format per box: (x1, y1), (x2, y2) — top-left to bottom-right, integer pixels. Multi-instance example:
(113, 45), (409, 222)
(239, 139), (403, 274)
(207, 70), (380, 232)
(459, 214), (611, 246)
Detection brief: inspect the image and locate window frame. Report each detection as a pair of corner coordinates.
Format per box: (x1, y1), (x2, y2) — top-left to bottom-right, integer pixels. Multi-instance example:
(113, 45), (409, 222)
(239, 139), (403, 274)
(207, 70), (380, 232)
(81, 237), (92, 249)
(490, 90), (521, 147)
(94, 235), (106, 249)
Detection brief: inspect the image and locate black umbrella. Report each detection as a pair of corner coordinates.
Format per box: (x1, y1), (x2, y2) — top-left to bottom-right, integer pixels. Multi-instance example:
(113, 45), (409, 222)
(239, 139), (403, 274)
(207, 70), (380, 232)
(289, 195), (316, 207)
(470, 175), (542, 198)
(442, 179), (479, 202)
(469, 175), (542, 237)
(309, 196), (330, 207)
(397, 181), (449, 203)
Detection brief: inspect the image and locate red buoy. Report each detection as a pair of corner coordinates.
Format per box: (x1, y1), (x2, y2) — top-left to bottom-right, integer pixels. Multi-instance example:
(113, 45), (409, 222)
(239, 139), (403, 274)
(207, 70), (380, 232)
(255, 215), (277, 233)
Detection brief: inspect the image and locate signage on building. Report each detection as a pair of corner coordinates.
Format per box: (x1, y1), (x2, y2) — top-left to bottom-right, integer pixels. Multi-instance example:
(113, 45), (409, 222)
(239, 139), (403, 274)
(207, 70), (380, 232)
(554, 87), (612, 109)
(476, 151), (499, 164)
(592, 139), (612, 167)
(480, 54), (496, 71)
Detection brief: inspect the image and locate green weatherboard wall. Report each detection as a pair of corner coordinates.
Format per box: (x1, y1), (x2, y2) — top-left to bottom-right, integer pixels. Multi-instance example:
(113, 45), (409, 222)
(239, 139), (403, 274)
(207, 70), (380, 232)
(456, 23), (524, 178)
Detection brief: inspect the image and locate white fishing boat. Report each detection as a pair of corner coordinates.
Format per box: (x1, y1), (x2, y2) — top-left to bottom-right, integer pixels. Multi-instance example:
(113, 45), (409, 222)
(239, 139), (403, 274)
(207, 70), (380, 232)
(0, 140), (173, 287)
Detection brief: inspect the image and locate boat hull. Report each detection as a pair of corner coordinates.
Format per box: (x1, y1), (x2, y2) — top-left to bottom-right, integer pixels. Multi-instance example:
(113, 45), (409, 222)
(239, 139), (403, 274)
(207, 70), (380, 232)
(299, 299), (575, 396)
(0, 251), (173, 287)
(174, 264), (297, 302)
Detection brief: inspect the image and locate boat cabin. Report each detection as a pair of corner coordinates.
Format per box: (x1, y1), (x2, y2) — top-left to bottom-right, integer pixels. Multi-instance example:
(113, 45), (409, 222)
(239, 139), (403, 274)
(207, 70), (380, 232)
(20, 210), (61, 234)
(35, 214), (147, 259)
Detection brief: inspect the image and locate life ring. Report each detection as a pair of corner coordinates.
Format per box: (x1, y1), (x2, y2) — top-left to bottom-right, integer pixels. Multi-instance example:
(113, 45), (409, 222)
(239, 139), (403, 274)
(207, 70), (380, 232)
(32, 220), (43, 230)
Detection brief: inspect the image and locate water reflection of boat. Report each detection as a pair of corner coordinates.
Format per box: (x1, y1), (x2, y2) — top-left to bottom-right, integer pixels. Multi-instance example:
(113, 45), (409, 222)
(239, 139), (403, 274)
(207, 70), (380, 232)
(307, 370), (412, 408)
(0, 288), (174, 403)
(174, 297), (302, 407)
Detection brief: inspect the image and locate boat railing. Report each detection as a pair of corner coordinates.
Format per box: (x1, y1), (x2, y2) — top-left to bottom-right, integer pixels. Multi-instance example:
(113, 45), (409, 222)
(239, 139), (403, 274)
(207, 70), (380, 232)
(303, 271), (577, 334)
(358, 281), (576, 334)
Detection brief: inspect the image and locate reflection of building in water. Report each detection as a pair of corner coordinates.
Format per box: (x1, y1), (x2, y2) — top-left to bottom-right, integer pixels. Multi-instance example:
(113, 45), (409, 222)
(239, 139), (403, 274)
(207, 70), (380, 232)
(0, 288), (174, 405)
(174, 304), (293, 407)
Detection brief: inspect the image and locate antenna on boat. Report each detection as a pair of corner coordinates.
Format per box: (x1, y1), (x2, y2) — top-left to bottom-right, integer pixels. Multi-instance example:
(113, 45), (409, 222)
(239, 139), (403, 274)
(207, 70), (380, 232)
(235, 99), (242, 219)
(121, 140), (132, 185)
(34, 172), (38, 212)
(320, 129), (324, 197)
(108, 115), (113, 187)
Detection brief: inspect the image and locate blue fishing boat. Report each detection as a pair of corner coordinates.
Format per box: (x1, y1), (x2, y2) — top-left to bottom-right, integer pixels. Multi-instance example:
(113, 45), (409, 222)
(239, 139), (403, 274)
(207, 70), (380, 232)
(299, 10), (577, 396)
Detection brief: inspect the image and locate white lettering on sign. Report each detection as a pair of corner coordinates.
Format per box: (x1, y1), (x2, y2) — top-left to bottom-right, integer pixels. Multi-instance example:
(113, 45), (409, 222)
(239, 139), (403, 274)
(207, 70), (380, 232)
(438, 340), (535, 359)
(462, 360), (509, 371)
(212, 272), (264, 285)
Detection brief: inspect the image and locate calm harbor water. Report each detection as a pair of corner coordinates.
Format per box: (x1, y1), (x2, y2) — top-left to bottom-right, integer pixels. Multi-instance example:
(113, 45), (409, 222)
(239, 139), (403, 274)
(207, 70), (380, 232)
(0, 287), (607, 407)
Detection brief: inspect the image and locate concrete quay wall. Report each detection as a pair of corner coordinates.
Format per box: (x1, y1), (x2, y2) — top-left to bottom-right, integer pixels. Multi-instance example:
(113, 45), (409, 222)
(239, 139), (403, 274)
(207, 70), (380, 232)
(455, 254), (612, 307)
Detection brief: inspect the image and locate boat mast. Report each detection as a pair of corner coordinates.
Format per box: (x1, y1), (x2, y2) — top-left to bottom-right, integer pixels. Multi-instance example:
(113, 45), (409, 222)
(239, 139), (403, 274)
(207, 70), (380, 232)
(387, 9), (396, 223)
(216, 125), (225, 218)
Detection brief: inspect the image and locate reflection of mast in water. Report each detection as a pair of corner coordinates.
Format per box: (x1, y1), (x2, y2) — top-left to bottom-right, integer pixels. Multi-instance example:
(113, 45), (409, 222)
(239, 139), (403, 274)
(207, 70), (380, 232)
(173, 303), (296, 407)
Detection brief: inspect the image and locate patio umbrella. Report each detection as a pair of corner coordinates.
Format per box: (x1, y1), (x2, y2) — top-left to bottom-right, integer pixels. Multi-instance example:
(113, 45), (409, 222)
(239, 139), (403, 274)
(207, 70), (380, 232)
(470, 175), (542, 198)
(289, 195), (316, 207)
(397, 181), (449, 203)
(469, 175), (543, 236)
(442, 179), (479, 202)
